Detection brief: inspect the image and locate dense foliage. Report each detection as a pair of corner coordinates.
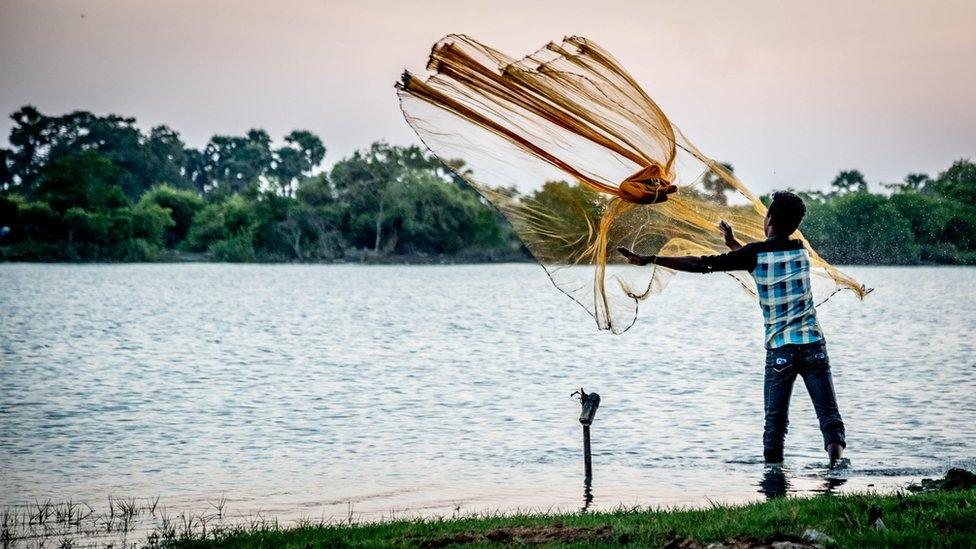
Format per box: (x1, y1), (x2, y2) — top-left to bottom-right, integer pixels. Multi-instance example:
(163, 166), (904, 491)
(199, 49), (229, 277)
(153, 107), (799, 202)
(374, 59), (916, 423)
(0, 106), (974, 264)
(0, 107), (517, 262)
(790, 167), (976, 264)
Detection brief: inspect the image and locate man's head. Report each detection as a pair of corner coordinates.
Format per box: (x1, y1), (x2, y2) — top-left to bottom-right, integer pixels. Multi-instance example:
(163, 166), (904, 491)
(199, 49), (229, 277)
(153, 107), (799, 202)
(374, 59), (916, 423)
(764, 191), (806, 237)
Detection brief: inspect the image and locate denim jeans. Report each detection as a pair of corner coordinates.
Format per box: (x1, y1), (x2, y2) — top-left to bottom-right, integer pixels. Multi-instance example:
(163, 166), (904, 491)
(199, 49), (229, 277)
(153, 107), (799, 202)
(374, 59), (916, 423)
(763, 340), (846, 462)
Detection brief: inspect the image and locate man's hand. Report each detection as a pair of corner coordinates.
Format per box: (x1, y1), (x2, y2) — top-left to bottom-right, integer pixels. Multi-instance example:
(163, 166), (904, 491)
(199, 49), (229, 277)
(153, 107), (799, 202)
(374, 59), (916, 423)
(718, 220), (742, 251)
(617, 246), (654, 266)
(718, 219), (734, 241)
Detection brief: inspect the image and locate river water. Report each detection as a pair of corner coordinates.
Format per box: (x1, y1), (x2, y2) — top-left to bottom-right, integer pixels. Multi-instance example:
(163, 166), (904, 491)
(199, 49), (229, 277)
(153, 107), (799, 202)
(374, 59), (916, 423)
(1, 264), (974, 535)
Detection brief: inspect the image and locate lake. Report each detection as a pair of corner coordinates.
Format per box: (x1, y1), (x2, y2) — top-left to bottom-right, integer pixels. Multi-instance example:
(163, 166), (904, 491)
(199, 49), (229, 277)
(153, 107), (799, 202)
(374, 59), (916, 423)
(1, 264), (974, 540)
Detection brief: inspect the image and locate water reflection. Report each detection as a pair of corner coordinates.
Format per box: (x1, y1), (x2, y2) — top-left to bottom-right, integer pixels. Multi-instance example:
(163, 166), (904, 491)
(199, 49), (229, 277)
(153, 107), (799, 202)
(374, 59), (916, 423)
(758, 465), (849, 499)
(820, 476), (848, 494)
(759, 465), (789, 499)
(581, 478), (593, 511)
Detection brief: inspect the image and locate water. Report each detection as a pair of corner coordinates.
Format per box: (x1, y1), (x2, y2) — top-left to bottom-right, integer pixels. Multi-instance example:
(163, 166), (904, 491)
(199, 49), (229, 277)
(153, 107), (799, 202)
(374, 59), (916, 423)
(1, 264), (974, 534)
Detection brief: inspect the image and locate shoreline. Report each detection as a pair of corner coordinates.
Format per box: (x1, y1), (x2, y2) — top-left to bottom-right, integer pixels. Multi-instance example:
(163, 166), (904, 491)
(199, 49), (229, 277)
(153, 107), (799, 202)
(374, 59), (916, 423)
(1, 254), (973, 267)
(170, 474), (976, 548)
(4, 478), (974, 548)
(0, 248), (535, 265)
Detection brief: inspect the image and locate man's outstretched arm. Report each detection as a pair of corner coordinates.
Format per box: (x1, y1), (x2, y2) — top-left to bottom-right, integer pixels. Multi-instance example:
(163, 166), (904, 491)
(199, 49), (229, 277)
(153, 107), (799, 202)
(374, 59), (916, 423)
(617, 248), (712, 273)
(617, 245), (755, 273)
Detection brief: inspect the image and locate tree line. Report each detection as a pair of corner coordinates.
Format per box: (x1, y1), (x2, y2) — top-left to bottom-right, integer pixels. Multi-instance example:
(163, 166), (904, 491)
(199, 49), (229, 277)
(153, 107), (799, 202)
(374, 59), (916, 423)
(795, 165), (976, 264)
(0, 105), (973, 264)
(0, 106), (518, 262)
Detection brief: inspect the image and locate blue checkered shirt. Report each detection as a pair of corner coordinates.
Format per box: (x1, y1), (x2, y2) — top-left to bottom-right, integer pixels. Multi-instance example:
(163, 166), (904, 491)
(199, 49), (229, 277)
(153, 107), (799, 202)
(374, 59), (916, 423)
(697, 238), (825, 349)
(751, 248), (824, 349)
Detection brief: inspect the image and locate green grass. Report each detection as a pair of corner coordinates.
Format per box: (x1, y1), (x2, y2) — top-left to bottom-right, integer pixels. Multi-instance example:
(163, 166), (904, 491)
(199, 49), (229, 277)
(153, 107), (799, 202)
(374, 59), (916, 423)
(170, 487), (976, 548)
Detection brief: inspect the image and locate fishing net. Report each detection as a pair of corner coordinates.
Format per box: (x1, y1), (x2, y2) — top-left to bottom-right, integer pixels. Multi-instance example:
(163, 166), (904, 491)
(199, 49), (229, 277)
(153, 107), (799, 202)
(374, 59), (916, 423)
(396, 35), (868, 334)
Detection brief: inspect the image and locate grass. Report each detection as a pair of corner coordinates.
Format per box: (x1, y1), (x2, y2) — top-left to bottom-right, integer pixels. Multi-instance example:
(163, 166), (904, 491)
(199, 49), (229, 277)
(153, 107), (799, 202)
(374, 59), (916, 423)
(170, 486), (976, 548)
(0, 495), (227, 548)
(4, 471), (972, 547)
(1, 498), (140, 547)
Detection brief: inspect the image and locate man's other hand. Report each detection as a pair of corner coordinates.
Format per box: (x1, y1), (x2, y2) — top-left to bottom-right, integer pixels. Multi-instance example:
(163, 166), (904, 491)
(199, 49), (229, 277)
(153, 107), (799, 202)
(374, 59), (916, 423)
(718, 220), (743, 250)
(718, 219), (734, 241)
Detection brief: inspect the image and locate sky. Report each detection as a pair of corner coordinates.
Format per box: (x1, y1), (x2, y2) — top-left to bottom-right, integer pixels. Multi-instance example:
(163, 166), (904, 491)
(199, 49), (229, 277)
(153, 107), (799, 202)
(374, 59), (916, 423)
(1, 0), (974, 194)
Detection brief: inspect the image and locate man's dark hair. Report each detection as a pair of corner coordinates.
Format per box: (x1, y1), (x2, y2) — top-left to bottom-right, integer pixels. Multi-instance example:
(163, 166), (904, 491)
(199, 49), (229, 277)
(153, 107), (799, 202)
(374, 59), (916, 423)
(767, 191), (806, 236)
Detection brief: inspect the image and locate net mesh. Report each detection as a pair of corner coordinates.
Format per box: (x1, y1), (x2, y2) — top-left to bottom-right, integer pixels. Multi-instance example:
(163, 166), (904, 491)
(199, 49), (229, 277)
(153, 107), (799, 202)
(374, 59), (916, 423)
(396, 35), (868, 334)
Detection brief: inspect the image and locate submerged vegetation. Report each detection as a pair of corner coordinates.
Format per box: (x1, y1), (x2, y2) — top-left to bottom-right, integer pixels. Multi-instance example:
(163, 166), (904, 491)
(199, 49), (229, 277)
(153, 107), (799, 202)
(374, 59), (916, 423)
(0, 106), (974, 264)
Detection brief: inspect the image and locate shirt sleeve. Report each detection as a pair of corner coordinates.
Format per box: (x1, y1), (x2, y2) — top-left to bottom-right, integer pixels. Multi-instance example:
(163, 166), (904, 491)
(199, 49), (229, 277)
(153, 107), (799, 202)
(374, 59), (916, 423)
(698, 244), (758, 273)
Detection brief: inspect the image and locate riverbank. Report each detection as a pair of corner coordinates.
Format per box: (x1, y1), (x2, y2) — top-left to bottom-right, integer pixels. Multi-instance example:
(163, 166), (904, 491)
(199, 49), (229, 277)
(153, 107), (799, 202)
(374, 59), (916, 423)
(3, 470), (973, 547)
(171, 472), (976, 548)
(5, 250), (975, 266)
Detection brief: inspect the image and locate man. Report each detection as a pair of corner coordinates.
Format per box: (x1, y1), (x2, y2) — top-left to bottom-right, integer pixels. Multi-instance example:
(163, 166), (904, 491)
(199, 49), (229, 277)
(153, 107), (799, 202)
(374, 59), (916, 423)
(618, 191), (846, 467)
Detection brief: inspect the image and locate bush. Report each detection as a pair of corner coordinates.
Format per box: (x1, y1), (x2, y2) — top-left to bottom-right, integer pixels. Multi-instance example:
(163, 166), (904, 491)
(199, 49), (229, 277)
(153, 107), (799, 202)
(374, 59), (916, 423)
(138, 185), (203, 247)
(185, 194), (257, 252)
(209, 234), (257, 262)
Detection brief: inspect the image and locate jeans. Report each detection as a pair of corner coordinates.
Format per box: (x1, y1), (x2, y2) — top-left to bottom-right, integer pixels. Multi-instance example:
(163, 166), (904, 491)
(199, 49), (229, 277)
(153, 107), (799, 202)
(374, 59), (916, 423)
(763, 340), (846, 462)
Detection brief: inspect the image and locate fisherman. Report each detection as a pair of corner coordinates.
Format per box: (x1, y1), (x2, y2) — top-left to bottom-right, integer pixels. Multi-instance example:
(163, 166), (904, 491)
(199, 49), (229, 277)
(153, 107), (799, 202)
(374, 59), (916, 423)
(618, 191), (846, 467)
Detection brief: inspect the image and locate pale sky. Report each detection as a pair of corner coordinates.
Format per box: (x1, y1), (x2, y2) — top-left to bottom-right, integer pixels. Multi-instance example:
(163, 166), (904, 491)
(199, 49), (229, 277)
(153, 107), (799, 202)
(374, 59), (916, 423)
(1, 0), (974, 194)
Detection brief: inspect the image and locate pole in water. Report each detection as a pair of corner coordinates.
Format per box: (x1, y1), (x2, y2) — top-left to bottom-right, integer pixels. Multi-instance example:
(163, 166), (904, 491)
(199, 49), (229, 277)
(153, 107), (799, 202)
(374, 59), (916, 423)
(572, 388), (601, 509)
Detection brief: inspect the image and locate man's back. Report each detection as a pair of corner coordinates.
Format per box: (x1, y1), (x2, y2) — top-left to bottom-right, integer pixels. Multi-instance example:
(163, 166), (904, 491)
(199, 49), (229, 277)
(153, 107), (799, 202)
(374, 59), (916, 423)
(749, 239), (823, 349)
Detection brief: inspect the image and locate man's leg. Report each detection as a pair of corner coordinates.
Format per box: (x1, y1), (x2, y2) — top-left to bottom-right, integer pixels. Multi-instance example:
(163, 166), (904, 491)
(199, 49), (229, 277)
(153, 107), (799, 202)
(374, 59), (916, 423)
(799, 343), (846, 461)
(763, 347), (798, 463)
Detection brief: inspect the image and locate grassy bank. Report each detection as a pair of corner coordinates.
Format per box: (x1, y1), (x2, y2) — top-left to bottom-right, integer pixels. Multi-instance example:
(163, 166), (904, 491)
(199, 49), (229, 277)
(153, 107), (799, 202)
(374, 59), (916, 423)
(173, 484), (976, 548)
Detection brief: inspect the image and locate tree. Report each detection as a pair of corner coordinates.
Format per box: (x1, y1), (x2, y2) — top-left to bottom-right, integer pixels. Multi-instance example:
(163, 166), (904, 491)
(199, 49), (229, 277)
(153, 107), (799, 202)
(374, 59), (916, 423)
(823, 192), (918, 264)
(0, 196), (64, 253)
(271, 147), (306, 197)
(798, 198), (840, 254)
(273, 201), (345, 261)
(888, 192), (959, 262)
(929, 158), (976, 205)
(284, 130), (326, 171)
(377, 168), (503, 254)
(4, 106), (193, 199)
(329, 142), (506, 256)
(830, 170), (868, 196)
(884, 172), (931, 193)
(904, 173), (931, 192)
(143, 126), (191, 191)
(701, 162), (735, 205)
(130, 202), (174, 250)
(34, 152), (128, 213)
(0, 148), (13, 191)
(183, 148), (213, 195)
(295, 173), (334, 206)
(201, 130), (273, 195)
(5, 106), (46, 190)
(269, 130), (326, 197)
(185, 194), (258, 255)
(330, 142), (417, 253)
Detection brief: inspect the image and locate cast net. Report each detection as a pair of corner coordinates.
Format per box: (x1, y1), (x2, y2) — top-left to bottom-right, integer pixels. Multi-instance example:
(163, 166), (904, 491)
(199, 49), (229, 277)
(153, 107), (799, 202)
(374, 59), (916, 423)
(396, 35), (868, 334)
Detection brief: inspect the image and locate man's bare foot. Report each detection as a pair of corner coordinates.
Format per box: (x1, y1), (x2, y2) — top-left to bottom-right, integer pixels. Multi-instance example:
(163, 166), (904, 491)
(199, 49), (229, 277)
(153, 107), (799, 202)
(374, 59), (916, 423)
(827, 442), (844, 468)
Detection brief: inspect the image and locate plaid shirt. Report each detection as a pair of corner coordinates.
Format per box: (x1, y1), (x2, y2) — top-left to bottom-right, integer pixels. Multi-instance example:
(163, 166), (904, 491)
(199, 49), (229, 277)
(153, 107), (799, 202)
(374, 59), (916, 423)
(751, 248), (824, 348)
(698, 238), (825, 349)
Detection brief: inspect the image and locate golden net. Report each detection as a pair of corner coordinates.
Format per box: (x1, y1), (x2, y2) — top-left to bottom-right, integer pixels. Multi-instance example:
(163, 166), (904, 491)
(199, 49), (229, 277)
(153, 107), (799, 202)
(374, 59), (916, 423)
(396, 35), (867, 334)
